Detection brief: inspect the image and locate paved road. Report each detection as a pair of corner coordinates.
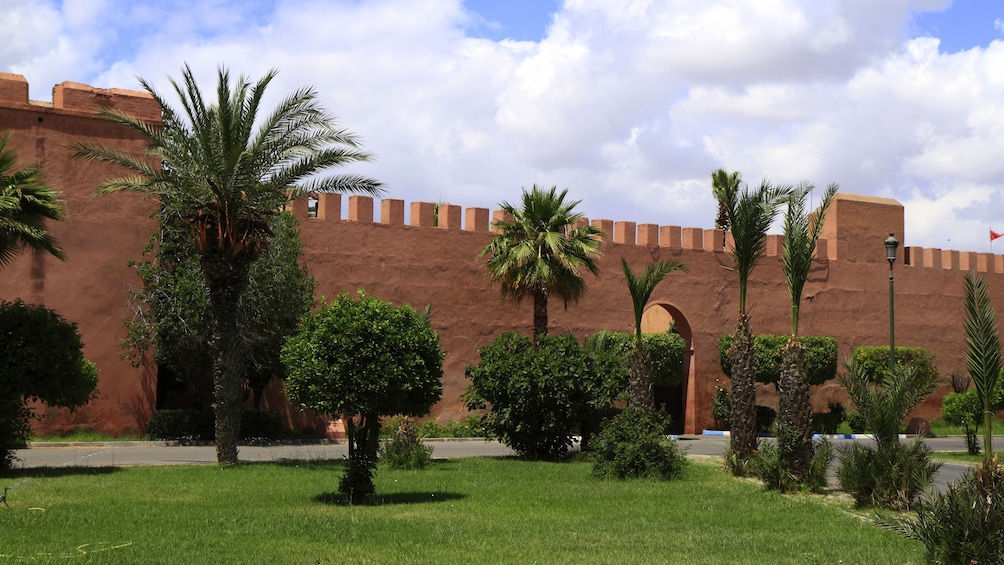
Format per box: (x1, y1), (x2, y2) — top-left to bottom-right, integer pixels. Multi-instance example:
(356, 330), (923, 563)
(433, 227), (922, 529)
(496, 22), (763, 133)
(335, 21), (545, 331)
(11, 435), (991, 490)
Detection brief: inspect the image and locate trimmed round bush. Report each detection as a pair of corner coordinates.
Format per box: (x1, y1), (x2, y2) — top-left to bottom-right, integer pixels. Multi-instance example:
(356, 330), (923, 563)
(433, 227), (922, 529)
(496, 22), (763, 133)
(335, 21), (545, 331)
(591, 408), (687, 480)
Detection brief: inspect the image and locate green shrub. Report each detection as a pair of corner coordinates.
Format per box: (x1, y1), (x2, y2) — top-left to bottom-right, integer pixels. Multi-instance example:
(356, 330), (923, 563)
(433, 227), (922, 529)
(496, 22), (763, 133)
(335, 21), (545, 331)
(753, 436), (833, 493)
(877, 458), (1004, 565)
(810, 402), (846, 435)
(719, 334), (837, 386)
(836, 441), (941, 510)
(711, 385), (731, 430)
(465, 333), (619, 459)
(380, 417), (432, 470)
(583, 331), (685, 387)
(850, 346), (939, 384)
(240, 409), (283, 441)
(413, 415), (485, 438)
(941, 390), (982, 455)
(145, 409), (214, 442)
(591, 408), (686, 480)
(145, 409), (282, 442)
(846, 410), (867, 433)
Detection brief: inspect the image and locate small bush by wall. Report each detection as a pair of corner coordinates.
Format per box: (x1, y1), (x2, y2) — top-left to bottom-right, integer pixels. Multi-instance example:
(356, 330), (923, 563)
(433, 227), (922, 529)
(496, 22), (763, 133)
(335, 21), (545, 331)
(850, 346), (939, 384)
(719, 334), (837, 386)
(583, 331), (685, 387)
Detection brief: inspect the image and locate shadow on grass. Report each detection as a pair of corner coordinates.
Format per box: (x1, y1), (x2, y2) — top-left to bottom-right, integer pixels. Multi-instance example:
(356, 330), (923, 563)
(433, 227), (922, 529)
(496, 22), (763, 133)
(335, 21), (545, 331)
(313, 490), (466, 506)
(1, 466), (121, 479)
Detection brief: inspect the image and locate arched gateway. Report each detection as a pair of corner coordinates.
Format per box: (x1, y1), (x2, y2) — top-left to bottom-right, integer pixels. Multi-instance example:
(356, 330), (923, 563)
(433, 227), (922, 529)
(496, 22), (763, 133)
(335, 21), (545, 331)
(641, 303), (696, 434)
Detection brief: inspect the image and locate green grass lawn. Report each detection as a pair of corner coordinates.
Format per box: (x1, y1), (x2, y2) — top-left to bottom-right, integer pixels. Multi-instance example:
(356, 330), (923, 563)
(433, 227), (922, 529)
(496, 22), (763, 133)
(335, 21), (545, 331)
(0, 457), (922, 564)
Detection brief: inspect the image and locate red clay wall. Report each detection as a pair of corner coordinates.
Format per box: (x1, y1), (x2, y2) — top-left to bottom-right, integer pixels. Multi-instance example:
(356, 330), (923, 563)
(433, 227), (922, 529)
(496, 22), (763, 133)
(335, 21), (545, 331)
(0, 75), (997, 436)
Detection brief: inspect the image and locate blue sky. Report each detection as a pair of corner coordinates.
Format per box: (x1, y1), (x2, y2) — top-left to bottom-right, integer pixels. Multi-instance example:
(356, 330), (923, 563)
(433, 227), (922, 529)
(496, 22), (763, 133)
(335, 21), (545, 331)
(4, 0), (1004, 253)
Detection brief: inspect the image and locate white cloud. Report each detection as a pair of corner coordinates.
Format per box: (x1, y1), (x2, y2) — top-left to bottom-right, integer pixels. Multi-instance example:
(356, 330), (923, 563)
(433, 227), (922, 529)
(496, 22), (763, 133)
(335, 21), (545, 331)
(3, 0), (1004, 251)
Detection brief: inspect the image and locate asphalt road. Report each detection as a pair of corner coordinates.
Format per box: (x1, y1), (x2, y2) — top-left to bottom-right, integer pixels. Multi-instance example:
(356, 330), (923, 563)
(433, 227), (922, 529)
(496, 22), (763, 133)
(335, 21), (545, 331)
(10, 434), (993, 491)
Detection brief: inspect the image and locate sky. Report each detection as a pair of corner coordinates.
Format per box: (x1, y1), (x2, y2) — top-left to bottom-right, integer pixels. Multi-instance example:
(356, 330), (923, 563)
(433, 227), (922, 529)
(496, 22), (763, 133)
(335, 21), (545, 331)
(3, 0), (1004, 254)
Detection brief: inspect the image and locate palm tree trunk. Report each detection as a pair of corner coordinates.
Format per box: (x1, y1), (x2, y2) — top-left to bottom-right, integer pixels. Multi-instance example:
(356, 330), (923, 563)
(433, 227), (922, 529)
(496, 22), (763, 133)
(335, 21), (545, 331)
(203, 257), (252, 465)
(776, 339), (813, 480)
(533, 291), (548, 345)
(628, 346), (654, 410)
(729, 314), (757, 467)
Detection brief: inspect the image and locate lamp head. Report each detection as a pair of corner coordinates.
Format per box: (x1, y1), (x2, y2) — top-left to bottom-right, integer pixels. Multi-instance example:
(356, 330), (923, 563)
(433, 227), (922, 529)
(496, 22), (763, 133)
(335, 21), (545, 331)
(884, 233), (899, 265)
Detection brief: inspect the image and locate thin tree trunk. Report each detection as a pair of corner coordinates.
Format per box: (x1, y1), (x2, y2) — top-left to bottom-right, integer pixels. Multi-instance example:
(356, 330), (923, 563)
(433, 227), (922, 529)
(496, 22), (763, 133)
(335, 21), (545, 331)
(729, 314), (757, 468)
(203, 256), (252, 466)
(533, 291), (548, 345)
(776, 339), (813, 481)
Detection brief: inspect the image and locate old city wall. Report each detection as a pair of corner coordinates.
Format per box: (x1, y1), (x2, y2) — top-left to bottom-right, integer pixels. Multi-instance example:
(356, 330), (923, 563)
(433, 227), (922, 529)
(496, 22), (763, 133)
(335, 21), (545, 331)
(0, 75), (997, 435)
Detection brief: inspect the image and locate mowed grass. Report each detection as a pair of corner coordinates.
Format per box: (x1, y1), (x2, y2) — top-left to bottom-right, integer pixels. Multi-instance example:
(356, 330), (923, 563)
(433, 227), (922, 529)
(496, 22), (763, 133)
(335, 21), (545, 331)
(0, 458), (922, 564)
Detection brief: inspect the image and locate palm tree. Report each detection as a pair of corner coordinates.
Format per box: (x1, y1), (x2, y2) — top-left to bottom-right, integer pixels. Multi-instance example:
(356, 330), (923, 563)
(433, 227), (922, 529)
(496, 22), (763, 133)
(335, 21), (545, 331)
(712, 168), (789, 471)
(0, 131), (64, 267)
(622, 257), (687, 409)
(480, 185), (603, 345)
(72, 65), (383, 464)
(776, 181), (837, 481)
(711, 169), (741, 233)
(963, 271), (1001, 461)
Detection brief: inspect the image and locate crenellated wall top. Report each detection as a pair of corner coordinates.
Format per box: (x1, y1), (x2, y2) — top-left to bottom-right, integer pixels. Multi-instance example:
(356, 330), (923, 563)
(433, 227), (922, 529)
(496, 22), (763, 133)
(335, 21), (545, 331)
(287, 193), (1004, 274)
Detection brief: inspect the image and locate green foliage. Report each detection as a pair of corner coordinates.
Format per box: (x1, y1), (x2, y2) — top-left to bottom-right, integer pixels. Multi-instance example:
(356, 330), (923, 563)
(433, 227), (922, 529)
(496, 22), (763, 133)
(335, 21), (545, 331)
(283, 291), (444, 501)
(877, 458), (1004, 565)
(0, 130), (64, 267)
(753, 436), (833, 493)
(836, 441), (941, 510)
(123, 209), (316, 409)
(849, 346), (939, 384)
(583, 330), (686, 387)
(810, 402), (847, 435)
(73, 65), (383, 466)
(464, 333), (620, 459)
(941, 390), (983, 455)
(479, 185), (604, 343)
(379, 417), (433, 470)
(416, 416), (486, 438)
(846, 410), (867, 433)
(719, 334), (838, 386)
(145, 409), (283, 442)
(711, 385), (731, 430)
(0, 300), (98, 469)
(591, 408), (687, 480)
(963, 271), (1003, 461)
(841, 359), (939, 449)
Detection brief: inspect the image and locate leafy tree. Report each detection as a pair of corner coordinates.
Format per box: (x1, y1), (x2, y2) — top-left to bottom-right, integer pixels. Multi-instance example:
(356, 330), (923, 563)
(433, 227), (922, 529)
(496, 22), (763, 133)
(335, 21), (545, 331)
(282, 292), (444, 503)
(0, 131), (63, 266)
(775, 181), (837, 486)
(72, 65), (382, 464)
(712, 168), (789, 471)
(479, 185), (604, 345)
(0, 300), (98, 469)
(465, 333), (622, 458)
(584, 330), (687, 388)
(963, 270), (1002, 461)
(124, 206), (315, 411)
(621, 258), (687, 409)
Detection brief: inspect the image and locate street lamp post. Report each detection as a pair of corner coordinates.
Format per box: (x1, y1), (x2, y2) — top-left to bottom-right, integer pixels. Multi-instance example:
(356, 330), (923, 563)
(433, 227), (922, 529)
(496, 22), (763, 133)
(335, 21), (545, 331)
(885, 233), (899, 373)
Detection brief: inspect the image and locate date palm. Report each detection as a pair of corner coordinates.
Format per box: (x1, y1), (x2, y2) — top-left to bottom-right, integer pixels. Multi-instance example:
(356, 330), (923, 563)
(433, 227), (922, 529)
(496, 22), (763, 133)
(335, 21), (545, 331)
(776, 181), (837, 482)
(712, 168), (789, 471)
(963, 270), (1001, 461)
(0, 131), (64, 267)
(480, 185), (603, 345)
(72, 65), (382, 464)
(622, 257), (687, 409)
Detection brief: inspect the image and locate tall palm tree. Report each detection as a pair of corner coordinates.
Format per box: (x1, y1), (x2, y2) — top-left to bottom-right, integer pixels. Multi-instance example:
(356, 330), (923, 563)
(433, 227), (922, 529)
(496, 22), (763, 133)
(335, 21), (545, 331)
(776, 181), (837, 481)
(712, 168), (789, 470)
(72, 65), (383, 464)
(622, 257), (687, 409)
(963, 270), (1001, 461)
(480, 185), (603, 345)
(0, 131), (64, 267)
(711, 169), (741, 233)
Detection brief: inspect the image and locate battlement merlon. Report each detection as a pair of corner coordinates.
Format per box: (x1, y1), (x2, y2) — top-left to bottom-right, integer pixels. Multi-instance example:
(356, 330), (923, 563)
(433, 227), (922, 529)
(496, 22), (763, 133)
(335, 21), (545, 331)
(0, 73), (160, 122)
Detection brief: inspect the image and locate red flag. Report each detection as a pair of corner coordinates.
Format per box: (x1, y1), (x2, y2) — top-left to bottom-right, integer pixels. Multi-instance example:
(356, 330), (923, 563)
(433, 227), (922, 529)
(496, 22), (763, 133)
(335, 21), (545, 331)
(993, 230), (1003, 241)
